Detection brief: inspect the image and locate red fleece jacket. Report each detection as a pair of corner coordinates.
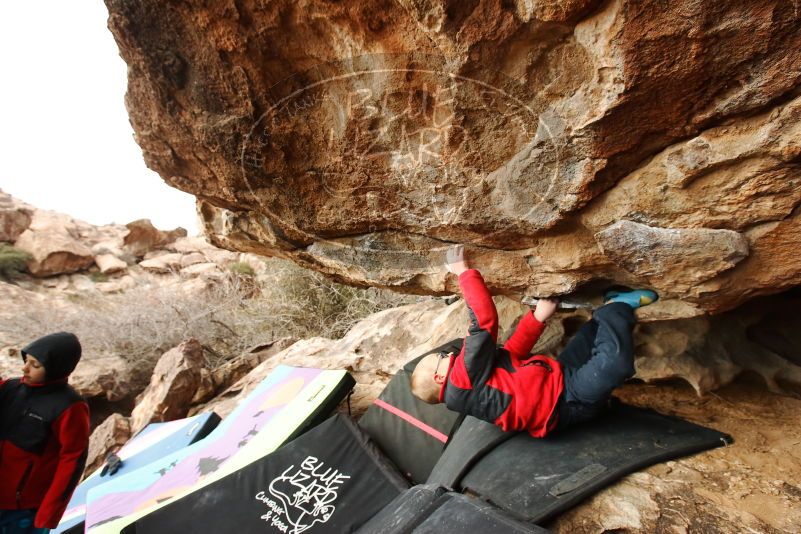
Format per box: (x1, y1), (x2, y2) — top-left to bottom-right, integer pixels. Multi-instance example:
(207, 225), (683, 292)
(439, 269), (564, 437)
(0, 377), (90, 529)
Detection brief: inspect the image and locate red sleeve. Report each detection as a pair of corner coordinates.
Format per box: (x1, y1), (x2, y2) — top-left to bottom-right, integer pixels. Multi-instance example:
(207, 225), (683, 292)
(458, 269), (498, 341)
(502, 311), (546, 360)
(34, 402), (90, 529)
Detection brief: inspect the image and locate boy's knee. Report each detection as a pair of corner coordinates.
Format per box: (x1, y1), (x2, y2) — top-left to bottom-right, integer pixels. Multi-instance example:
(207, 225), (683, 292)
(592, 350), (634, 388)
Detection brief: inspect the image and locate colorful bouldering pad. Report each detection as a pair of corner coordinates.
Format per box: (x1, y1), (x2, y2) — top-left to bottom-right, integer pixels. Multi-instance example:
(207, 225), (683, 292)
(85, 365), (354, 533)
(53, 412), (220, 534)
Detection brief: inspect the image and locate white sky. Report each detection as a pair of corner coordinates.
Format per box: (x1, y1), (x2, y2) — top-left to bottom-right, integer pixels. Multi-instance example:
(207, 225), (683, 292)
(0, 2), (200, 234)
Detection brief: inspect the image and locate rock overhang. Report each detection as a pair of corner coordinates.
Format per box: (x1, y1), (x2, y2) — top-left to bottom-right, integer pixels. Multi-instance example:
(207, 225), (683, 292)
(105, 0), (801, 319)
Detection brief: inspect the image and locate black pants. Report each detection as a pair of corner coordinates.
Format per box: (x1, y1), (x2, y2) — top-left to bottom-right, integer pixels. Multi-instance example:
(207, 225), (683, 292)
(555, 302), (636, 431)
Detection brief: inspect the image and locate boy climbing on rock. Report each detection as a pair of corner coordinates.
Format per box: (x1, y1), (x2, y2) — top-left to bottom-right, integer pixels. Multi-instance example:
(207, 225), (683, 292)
(411, 245), (657, 437)
(0, 332), (90, 533)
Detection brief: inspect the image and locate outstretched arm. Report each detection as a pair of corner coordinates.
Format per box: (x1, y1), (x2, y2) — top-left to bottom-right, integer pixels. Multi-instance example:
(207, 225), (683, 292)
(445, 245), (499, 387)
(446, 245), (498, 340)
(503, 298), (557, 359)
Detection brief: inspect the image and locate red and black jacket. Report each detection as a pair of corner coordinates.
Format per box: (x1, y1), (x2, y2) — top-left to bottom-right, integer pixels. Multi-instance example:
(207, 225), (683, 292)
(439, 269), (564, 437)
(0, 378), (89, 528)
(0, 332), (90, 529)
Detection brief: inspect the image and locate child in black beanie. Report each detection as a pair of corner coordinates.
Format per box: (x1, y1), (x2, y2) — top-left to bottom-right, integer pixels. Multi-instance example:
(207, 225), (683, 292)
(0, 332), (90, 533)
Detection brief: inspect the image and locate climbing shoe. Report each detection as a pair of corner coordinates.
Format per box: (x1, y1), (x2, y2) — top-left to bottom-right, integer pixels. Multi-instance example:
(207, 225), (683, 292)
(604, 288), (658, 308)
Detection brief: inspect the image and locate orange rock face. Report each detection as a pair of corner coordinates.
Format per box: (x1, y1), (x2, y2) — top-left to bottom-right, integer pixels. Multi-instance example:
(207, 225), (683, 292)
(105, 0), (801, 317)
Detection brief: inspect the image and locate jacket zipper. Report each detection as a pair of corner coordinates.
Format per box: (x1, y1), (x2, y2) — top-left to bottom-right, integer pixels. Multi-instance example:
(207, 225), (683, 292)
(521, 358), (553, 372)
(16, 461), (34, 507)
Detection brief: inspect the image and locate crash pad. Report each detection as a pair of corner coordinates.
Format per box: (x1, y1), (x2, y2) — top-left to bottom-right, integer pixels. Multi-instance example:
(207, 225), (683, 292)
(120, 414), (408, 534)
(357, 484), (549, 533)
(359, 339), (465, 483)
(459, 402), (732, 524)
(425, 415), (511, 489)
(356, 484), (445, 533)
(53, 412), (220, 534)
(85, 365), (354, 533)
(414, 492), (550, 533)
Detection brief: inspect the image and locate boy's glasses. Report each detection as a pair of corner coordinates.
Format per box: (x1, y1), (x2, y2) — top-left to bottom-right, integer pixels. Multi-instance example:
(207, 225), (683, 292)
(433, 351), (453, 382)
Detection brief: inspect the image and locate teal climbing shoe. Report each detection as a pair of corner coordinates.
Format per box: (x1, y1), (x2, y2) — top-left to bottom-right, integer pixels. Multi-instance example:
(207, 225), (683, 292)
(604, 288), (659, 308)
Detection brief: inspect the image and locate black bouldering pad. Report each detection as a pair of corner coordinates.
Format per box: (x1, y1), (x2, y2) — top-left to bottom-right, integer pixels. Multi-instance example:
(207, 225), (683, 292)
(356, 484), (445, 534)
(121, 414), (409, 534)
(426, 415), (512, 489)
(357, 484), (549, 533)
(459, 402), (732, 524)
(359, 369), (462, 483)
(414, 493), (550, 533)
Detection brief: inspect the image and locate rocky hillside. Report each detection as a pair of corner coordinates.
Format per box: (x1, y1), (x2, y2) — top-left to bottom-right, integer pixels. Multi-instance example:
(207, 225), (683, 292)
(104, 0), (801, 319)
(0, 189), (412, 407)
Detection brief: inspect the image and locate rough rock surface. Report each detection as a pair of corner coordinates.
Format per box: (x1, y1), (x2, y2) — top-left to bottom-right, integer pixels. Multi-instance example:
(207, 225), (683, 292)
(68, 354), (140, 402)
(84, 413), (131, 477)
(14, 211), (96, 277)
(95, 253), (128, 274)
(0, 189), (33, 242)
(129, 339), (206, 434)
(138, 252), (185, 273)
(106, 0), (801, 317)
(123, 219), (187, 258)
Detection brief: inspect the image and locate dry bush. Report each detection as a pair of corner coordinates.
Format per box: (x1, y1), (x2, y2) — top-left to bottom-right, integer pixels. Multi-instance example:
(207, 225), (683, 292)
(3, 259), (419, 372)
(0, 243), (32, 280)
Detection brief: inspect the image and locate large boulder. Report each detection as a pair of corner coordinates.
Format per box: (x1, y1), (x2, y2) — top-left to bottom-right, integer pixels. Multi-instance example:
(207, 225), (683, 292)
(105, 0), (801, 318)
(138, 252), (184, 273)
(95, 253), (128, 274)
(13, 211), (95, 277)
(123, 219), (187, 258)
(84, 413), (131, 477)
(69, 354), (141, 402)
(129, 339), (206, 434)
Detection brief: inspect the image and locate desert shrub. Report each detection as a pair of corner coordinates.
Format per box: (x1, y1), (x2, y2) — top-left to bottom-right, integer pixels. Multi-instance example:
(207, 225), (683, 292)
(90, 272), (109, 283)
(0, 243), (32, 279)
(227, 262), (255, 276)
(254, 260), (418, 340)
(3, 258), (419, 371)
